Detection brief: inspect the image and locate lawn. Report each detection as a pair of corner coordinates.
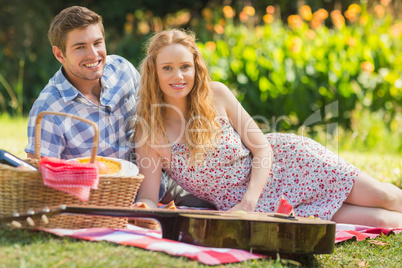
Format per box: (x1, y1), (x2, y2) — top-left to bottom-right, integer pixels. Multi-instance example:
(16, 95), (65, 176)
(0, 115), (401, 267)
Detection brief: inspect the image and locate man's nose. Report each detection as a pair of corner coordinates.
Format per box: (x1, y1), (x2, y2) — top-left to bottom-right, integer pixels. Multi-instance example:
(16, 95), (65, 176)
(87, 45), (98, 57)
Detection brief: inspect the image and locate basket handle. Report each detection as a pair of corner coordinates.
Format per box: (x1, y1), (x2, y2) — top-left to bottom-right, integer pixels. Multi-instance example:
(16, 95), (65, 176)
(34, 111), (99, 163)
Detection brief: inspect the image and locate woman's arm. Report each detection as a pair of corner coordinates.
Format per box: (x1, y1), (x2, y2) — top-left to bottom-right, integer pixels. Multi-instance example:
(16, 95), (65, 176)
(213, 82), (273, 212)
(133, 136), (163, 209)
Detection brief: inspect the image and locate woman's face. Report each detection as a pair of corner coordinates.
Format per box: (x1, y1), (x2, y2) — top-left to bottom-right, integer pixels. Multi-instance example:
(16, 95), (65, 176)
(156, 43), (195, 103)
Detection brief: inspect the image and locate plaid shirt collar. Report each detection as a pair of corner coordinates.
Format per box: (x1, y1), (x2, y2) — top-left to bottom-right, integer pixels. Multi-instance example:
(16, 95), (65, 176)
(54, 67), (80, 103)
(53, 61), (118, 109)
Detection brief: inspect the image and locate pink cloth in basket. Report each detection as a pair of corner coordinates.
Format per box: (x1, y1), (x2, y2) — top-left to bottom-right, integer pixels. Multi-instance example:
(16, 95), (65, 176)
(39, 157), (99, 202)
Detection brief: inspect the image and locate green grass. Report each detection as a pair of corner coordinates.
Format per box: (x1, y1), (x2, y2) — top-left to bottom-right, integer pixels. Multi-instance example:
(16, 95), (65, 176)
(0, 115), (29, 158)
(0, 116), (401, 267)
(1, 228), (401, 267)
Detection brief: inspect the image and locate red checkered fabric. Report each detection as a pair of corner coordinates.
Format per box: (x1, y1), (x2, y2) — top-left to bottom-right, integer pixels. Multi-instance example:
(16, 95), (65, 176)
(42, 223), (402, 265)
(39, 157), (99, 201)
(44, 226), (265, 265)
(335, 224), (402, 243)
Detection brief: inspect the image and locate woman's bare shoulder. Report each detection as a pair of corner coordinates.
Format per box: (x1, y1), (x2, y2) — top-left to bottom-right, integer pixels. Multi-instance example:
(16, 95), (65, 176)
(211, 81), (239, 115)
(211, 81), (230, 96)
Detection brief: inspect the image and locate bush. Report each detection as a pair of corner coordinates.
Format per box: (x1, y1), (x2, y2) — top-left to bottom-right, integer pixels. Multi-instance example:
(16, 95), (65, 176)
(197, 3), (402, 134)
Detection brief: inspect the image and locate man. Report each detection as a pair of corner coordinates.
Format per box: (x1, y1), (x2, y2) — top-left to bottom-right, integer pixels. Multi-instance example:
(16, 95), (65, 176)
(25, 6), (213, 208)
(26, 6), (136, 160)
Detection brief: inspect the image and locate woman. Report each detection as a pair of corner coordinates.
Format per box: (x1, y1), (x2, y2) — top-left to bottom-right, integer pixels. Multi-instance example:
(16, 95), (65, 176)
(132, 29), (402, 227)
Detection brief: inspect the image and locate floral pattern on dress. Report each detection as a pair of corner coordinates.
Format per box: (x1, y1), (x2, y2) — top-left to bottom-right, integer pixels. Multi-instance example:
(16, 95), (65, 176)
(167, 118), (361, 220)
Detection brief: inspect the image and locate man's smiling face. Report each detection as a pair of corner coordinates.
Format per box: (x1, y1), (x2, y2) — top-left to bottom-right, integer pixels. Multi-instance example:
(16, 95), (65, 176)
(57, 23), (107, 84)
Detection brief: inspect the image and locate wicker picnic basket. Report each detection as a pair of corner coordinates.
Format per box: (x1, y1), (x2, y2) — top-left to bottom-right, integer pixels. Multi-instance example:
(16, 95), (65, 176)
(0, 111), (144, 229)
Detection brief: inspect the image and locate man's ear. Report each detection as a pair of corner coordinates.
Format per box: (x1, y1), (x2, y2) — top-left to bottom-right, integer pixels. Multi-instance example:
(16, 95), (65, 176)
(53, 46), (66, 64)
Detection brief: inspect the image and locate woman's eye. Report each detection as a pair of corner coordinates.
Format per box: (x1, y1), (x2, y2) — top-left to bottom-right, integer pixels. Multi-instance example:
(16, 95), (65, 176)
(182, 65), (191, 70)
(162, 66), (171, 71)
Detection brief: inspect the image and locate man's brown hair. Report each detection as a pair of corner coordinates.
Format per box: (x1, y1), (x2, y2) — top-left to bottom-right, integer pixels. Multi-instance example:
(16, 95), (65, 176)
(48, 6), (104, 54)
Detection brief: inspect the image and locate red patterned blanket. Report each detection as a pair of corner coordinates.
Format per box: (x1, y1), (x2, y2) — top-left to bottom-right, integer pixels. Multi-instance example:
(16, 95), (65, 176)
(43, 224), (401, 265)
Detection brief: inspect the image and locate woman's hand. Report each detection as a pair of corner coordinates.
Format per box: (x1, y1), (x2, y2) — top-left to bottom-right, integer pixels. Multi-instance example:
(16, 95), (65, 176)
(132, 202), (148, 208)
(132, 198), (158, 209)
(228, 199), (257, 212)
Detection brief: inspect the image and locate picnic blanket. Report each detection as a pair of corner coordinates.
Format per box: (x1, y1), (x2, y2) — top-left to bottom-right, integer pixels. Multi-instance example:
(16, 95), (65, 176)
(335, 223), (401, 243)
(43, 225), (264, 265)
(43, 223), (402, 265)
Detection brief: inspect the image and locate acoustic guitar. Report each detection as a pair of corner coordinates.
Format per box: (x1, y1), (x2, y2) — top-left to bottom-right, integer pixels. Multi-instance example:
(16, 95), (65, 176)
(0, 205), (335, 255)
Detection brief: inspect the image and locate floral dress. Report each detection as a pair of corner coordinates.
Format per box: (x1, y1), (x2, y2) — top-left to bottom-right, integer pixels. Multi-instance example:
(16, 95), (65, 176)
(167, 118), (360, 220)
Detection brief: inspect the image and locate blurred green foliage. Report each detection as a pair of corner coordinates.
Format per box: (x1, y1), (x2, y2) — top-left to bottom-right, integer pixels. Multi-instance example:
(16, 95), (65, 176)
(197, 3), (401, 134)
(0, 0), (213, 115)
(0, 0), (401, 152)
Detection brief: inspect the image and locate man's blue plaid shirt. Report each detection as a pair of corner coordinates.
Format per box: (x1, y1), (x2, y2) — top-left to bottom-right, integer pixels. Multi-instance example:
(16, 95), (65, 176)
(25, 55), (140, 160)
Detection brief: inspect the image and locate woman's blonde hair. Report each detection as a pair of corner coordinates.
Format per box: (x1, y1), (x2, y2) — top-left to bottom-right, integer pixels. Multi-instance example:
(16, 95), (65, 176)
(134, 29), (220, 163)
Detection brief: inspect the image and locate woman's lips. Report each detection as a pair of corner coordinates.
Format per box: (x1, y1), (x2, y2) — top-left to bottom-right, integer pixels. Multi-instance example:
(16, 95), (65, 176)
(170, 83), (186, 89)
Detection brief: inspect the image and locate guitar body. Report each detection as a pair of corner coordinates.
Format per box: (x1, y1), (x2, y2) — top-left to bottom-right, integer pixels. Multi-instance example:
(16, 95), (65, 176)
(1, 205), (335, 254)
(176, 213), (335, 254)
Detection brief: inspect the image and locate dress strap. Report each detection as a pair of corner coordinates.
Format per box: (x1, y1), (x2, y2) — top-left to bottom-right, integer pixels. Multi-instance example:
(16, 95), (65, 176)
(165, 134), (172, 145)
